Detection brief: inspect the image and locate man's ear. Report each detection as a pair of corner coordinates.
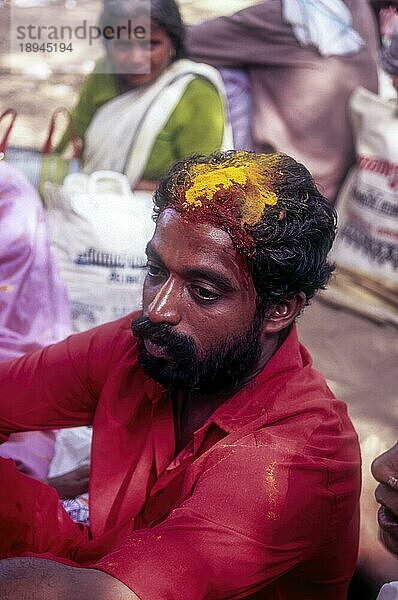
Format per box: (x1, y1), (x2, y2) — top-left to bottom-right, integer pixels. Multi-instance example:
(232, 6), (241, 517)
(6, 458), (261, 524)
(262, 292), (306, 334)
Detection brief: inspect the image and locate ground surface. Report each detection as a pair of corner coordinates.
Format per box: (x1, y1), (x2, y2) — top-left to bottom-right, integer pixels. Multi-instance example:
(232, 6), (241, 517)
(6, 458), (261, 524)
(298, 296), (398, 596)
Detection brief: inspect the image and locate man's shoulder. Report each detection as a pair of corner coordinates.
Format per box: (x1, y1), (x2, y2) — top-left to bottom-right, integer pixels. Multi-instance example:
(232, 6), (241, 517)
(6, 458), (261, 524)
(76, 311), (139, 339)
(66, 311), (141, 364)
(107, 311), (140, 336)
(211, 326), (359, 468)
(60, 312), (144, 392)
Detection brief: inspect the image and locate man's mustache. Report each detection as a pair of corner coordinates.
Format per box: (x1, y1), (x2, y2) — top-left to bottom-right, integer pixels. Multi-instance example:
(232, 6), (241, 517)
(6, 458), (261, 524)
(131, 316), (196, 359)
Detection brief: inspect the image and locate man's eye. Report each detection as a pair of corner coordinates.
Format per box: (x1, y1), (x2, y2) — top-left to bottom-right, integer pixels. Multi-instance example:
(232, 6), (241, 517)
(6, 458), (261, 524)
(147, 264), (163, 277)
(191, 285), (219, 302)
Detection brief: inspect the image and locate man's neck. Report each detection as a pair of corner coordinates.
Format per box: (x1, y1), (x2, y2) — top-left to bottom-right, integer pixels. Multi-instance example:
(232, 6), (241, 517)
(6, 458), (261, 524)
(239, 326), (289, 388)
(173, 391), (226, 455)
(172, 328), (290, 454)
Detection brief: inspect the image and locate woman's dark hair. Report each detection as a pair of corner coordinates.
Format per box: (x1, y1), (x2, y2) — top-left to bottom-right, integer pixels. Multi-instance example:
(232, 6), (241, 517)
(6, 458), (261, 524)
(153, 151), (337, 311)
(100, 0), (185, 58)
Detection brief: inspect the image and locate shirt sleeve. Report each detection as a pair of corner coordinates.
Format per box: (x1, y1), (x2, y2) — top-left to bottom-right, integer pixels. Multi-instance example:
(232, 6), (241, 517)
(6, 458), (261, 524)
(56, 59), (117, 153)
(143, 78), (225, 180)
(0, 457), (91, 559)
(185, 3), (300, 68)
(0, 319), (123, 440)
(170, 78), (225, 158)
(94, 438), (356, 599)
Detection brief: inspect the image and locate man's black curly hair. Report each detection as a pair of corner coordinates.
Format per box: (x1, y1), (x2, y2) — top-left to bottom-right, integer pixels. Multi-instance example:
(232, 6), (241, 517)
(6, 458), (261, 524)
(153, 151), (337, 310)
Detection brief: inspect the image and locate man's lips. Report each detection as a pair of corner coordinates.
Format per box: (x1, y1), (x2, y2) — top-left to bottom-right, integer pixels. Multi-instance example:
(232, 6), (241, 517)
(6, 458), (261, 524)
(143, 338), (171, 359)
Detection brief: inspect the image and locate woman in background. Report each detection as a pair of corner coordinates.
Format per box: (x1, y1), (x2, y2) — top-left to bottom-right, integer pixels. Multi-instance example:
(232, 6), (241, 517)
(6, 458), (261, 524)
(58, 0), (232, 191)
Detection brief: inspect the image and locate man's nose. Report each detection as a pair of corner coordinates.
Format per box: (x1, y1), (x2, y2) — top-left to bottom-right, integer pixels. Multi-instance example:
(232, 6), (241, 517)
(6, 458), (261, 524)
(147, 279), (181, 325)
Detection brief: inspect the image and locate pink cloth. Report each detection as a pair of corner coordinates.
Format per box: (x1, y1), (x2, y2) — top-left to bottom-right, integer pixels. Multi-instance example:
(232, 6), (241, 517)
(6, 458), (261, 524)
(0, 432), (55, 480)
(0, 161), (72, 359)
(0, 161), (72, 479)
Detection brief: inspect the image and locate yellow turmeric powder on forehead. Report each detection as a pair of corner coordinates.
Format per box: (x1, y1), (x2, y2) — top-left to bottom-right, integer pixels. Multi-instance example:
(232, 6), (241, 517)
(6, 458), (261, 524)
(183, 153), (283, 226)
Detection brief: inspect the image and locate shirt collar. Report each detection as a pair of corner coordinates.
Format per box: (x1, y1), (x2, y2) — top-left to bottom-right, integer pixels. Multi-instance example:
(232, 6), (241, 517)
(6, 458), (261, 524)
(201, 324), (305, 435)
(142, 324), (306, 440)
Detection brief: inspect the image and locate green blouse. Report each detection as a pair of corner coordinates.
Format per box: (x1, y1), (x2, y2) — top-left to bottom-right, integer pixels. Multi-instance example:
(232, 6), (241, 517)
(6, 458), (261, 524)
(58, 59), (225, 180)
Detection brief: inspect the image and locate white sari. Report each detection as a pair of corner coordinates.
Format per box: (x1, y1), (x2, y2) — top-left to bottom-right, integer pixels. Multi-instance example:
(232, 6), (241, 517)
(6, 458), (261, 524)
(83, 59), (233, 188)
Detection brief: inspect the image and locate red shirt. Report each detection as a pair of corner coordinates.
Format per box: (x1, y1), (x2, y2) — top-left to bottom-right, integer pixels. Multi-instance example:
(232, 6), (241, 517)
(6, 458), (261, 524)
(0, 313), (360, 599)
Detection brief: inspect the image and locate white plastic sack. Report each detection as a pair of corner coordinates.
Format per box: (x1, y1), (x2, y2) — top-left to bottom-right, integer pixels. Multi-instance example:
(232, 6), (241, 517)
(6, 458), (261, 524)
(48, 427), (92, 478)
(44, 170), (156, 332)
(331, 87), (398, 287)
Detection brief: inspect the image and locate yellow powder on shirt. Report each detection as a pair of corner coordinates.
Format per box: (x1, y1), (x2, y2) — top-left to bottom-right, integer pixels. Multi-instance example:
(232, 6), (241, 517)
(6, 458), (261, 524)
(265, 461), (279, 520)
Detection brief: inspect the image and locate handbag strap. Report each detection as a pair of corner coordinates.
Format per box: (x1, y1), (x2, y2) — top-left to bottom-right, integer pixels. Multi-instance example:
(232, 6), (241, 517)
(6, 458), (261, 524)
(0, 109), (17, 154)
(42, 107), (82, 159)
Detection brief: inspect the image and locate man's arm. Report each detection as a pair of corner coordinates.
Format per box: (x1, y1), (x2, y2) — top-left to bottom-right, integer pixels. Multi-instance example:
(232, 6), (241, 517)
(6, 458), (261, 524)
(0, 459), (91, 558)
(372, 441), (398, 556)
(0, 559), (137, 600)
(92, 438), (357, 599)
(186, 3), (297, 68)
(0, 318), (124, 439)
(0, 433), (359, 598)
(0, 341), (92, 439)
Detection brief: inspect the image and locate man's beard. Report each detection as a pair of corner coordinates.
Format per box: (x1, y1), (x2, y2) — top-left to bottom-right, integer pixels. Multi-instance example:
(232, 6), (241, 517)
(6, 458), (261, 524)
(131, 311), (264, 395)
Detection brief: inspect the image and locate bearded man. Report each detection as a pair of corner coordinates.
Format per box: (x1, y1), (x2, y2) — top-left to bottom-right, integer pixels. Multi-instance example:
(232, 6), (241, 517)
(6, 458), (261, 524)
(0, 151), (360, 599)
